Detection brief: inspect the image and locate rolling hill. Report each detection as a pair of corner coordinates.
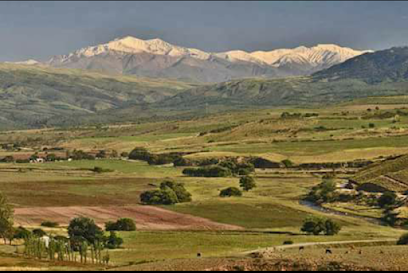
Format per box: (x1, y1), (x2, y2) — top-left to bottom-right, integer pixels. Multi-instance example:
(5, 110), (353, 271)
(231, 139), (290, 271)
(351, 155), (408, 193)
(0, 63), (194, 129)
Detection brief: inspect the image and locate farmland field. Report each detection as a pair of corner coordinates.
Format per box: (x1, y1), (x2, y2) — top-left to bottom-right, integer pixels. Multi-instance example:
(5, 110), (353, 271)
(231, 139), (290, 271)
(1, 99), (408, 270)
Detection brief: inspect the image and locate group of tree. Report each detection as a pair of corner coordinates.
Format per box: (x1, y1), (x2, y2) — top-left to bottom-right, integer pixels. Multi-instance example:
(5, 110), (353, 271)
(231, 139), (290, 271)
(129, 147), (181, 165)
(140, 180), (192, 205)
(306, 179), (338, 204)
(301, 216), (342, 236)
(183, 166), (232, 177)
(183, 161), (255, 178)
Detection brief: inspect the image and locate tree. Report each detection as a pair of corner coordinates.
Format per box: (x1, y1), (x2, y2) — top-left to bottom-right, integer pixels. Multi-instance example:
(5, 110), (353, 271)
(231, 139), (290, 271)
(105, 218), (136, 232)
(324, 219), (341, 236)
(220, 187), (242, 198)
(239, 176), (257, 192)
(68, 217), (105, 245)
(0, 192), (14, 244)
(378, 191), (397, 208)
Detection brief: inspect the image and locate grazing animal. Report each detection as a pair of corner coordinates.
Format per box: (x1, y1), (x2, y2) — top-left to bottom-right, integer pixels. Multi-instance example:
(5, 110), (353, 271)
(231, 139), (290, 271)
(299, 246), (305, 252)
(326, 249), (332, 255)
(345, 251), (350, 255)
(359, 250), (363, 255)
(197, 253), (202, 258)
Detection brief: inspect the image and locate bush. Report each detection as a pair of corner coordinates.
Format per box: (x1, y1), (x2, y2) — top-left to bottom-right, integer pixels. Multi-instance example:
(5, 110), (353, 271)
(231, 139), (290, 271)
(106, 218), (136, 232)
(378, 191), (397, 208)
(306, 179), (338, 204)
(160, 181), (192, 203)
(220, 187), (243, 198)
(129, 147), (151, 161)
(13, 227), (31, 240)
(283, 240), (294, 245)
(41, 221), (59, 228)
(105, 231), (124, 249)
(92, 167), (114, 173)
(281, 159), (294, 168)
(140, 188), (179, 205)
(239, 176), (257, 191)
(140, 180), (193, 206)
(32, 229), (47, 237)
(397, 233), (408, 245)
(183, 166), (232, 177)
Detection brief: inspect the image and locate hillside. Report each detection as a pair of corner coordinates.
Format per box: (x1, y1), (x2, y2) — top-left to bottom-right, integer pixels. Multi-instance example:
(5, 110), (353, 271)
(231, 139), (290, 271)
(352, 155), (408, 193)
(0, 63), (194, 129)
(313, 47), (408, 83)
(161, 77), (408, 109)
(45, 36), (367, 83)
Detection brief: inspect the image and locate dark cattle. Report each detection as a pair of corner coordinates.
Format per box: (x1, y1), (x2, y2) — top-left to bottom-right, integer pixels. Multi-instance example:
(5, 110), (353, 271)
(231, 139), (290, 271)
(197, 253), (202, 258)
(326, 249), (332, 255)
(299, 247), (305, 252)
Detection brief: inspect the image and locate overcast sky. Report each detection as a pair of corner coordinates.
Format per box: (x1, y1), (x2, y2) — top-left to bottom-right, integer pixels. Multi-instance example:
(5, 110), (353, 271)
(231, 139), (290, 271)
(1, 1), (408, 62)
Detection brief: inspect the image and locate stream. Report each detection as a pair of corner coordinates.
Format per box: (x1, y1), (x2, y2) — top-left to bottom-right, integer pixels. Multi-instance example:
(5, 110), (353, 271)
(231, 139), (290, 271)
(300, 200), (383, 225)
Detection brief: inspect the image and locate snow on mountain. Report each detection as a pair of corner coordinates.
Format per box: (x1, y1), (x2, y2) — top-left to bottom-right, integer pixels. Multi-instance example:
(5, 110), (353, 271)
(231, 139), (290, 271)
(50, 36), (211, 64)
(47, 36), (371, 82)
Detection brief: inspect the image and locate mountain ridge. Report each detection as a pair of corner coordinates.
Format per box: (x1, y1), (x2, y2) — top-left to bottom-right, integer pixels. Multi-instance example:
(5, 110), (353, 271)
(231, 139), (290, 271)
(43, 36), (369, 82)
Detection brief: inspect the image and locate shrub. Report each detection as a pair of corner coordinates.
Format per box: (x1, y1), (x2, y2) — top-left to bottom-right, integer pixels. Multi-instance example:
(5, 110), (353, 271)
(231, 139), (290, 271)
(306, 179), (338, 204)
(32, 229), (47, 237)
(220, 187), (242, 198)
(283, 240), (294, 245)
(129, 147), (151, 161)
(13, 227), (31, 240)
(183, 166), (232, 177)
(281, 159), (294, 168)
(378, 191), (397, 208)
(105, 231), (124, 249)
(106, 218), (136, 232)
(160, 181), (192, 203)
(92, 167), (114, 173)
(397, 233), (408, 245)
(239, 176), (257, 191)
(140, 188), (179, 205)
(41, 221), (59, 228)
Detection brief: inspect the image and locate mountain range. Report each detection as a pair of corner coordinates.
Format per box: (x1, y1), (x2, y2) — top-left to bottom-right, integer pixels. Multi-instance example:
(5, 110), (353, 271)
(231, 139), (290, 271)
(2, 43), (408, 129)
(31, 36), (370, 83)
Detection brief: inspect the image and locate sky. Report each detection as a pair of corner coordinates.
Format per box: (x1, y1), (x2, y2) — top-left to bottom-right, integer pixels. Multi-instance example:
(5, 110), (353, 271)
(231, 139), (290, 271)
(1, 1), (408, 62)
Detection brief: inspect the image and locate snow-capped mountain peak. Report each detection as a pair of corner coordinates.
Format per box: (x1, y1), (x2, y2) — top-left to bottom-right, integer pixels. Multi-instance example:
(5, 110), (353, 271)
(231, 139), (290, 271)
(47, 36), (372, 82)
